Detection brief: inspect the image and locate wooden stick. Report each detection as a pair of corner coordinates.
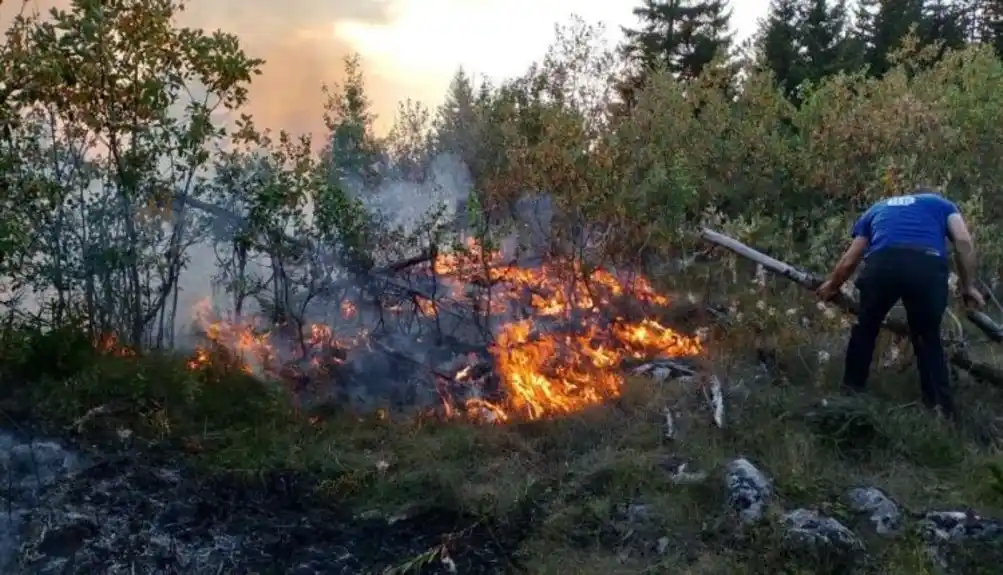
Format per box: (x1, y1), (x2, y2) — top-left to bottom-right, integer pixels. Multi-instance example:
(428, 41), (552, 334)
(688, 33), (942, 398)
(699, 227), (1003, 387)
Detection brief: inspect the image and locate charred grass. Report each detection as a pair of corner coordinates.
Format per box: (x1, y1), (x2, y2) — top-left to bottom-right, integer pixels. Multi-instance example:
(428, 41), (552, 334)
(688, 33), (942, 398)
(3, 325), (1003, 573)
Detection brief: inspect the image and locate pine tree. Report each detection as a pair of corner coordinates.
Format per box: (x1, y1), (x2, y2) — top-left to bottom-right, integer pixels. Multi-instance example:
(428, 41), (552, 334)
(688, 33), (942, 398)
(434, 68), (478, 156)
(757, 0), (805, 99)
(852, 0), (933, 76)
(676, 0), (734, 79)
(921, 0), (969, 56)
(756, 0), (853, 101)
(622, 0), (694, 74)
(620, 0), (734, 100)
(980, 0), (1003, 56)
(432, 67), (487, 185)
(324, 55), (380, 184)
(801, 0), (854, 81)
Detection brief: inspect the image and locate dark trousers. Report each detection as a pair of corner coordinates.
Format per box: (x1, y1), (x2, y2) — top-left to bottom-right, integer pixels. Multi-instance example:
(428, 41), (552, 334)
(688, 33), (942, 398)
(843, 247), (953, 415)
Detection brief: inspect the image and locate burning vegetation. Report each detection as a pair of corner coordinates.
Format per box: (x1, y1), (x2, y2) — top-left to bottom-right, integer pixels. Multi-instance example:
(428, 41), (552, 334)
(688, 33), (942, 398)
(183, 238), (703, 422)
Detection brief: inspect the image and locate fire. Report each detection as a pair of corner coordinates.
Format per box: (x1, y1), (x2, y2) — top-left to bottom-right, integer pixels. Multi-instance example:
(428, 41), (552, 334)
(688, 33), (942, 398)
(340, 300), (356, 319)
(183, 238), (703, 422)
(427, 238), (702, 420)
(185, 300), (274, 376)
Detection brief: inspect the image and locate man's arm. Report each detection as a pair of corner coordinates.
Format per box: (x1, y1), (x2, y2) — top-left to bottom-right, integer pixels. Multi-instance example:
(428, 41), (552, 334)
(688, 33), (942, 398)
(824, 236), (870, 289)
(947, 213), (977, 291)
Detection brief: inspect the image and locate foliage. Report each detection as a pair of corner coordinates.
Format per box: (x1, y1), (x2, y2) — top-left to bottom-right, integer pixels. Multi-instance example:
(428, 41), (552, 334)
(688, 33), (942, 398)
(5, 1), (1003, 572)
(621, 0), (734, 88)
(0, 0), (262, 347)
(2, 0), (1002, 368)
(468, 23), (1003, 285)
(756, 0), (857, 101)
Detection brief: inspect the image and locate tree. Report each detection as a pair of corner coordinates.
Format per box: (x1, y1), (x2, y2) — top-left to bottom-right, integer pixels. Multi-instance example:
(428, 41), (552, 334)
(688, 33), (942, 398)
(2, 0), (261, 346)
(206, 119), (375, 338)
(676, 0), (734, 79)
(921, 0), (970, 57)
(620, 0), (734, 103)
(433, 68), (483, 176)
(756, 0), (854, 101)
(385, 99), (433, 181)
(0, 13), (44, 289)
(323, 54), (380, 186)
(852, 0), (966, 76)
(801, 0), (854, 81)
(977, 0), (1003, 57)
(757, 0), (808, 99)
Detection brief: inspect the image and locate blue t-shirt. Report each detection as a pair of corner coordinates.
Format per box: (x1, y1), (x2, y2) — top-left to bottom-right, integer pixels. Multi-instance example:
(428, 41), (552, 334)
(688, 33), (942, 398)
(852, 192), (959, 258)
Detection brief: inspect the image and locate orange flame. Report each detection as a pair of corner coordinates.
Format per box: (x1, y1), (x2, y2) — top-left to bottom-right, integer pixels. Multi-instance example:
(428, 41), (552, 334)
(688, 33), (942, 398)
(427, 239), (702, 421)
(184, 239), (703, 422)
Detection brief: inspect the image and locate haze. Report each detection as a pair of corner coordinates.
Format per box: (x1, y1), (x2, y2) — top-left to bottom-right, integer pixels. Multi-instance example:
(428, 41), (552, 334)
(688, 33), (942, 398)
(4, 0), (769, 137)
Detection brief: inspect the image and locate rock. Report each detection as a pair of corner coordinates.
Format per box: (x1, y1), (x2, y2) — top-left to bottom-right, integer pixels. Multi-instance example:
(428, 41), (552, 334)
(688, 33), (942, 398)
(725, 458), (773, 524)
(846, 487), (903, 535)
(0, 435), (84, 496)
(920, 511), (1003, 543)
(782, 508), (864, 553)
(920, 512), (1003, 573)
(625, 503), (655, 524)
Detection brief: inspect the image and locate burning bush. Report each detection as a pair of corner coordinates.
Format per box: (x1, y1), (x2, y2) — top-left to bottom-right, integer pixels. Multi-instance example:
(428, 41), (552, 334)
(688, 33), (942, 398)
(177, 238), (704, 423)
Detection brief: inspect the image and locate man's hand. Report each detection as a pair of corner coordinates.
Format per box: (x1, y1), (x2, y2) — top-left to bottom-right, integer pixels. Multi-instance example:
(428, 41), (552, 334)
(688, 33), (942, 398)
(962, 286), (985, 308)
(816, 280), (839, 301)
(818, 237), (868, 303)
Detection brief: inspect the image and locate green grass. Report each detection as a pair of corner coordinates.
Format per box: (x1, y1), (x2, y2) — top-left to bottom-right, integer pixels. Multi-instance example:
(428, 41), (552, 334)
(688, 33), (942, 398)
(3, 324), (1003, 573)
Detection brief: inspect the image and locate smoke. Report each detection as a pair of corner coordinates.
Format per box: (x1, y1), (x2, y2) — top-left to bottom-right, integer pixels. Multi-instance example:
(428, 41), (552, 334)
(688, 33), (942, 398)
(172, 151), (474, 343)
(165, 149), (485, 414)
(2, 0), (423, 137)
(351, 152), (473, 238)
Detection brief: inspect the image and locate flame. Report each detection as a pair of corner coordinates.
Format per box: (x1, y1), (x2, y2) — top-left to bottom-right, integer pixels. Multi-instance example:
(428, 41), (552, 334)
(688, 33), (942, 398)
(425, 238), (702, 421)
(93, 333), (135, 357)
(184, 300), (279, 376)
(340, 300), (356, 319)
(182, 238), (702, 422)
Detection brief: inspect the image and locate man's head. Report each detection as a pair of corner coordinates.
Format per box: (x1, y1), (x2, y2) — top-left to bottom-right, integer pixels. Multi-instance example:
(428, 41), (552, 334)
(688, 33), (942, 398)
(911, 185), (945, 197)
(874, 186), (944, 205)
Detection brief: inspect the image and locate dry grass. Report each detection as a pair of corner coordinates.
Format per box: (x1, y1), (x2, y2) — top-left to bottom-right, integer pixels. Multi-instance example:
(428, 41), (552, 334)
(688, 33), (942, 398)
(3, 323), (1003, 573)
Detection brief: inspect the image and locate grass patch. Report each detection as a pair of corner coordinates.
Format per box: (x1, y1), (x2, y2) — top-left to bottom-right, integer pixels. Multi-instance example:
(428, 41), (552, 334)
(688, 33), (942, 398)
(3, 325), (1003, 572)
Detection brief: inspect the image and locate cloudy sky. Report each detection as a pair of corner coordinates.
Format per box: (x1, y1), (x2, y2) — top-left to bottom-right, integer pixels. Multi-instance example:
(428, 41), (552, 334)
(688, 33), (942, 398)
(7, 0), (770, 137)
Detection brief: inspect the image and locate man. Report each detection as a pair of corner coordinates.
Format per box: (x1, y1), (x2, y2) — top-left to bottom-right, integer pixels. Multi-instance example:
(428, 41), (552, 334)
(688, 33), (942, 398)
(816, 191), (984, 417)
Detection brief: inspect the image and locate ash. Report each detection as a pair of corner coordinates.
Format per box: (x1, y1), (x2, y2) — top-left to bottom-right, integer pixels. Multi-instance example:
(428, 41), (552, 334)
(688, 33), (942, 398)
(2, 431), (518, 574)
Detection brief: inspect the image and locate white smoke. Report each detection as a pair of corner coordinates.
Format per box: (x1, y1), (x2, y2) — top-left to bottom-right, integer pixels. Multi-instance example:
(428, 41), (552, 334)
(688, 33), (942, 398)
(351, 152), (473, 238)
(171, 152), (475, 347)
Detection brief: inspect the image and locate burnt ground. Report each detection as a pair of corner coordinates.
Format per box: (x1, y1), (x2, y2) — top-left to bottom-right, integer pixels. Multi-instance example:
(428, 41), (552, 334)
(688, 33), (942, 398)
(5, 436), (526, 573)
(5, 322), (1003, 574)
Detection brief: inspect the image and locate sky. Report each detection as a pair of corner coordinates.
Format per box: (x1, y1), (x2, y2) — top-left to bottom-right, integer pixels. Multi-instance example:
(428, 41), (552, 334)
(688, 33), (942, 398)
(4, 0), (771, 137)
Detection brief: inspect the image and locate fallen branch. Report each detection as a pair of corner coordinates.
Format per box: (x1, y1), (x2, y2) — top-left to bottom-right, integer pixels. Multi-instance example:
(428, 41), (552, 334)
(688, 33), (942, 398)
(374, 274), (483, 326)
(699, 228), (1003, 387)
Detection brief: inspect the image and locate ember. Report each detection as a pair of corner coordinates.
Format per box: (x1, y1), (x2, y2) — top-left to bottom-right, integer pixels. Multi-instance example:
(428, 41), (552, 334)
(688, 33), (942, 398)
(184, 239), (703, 422)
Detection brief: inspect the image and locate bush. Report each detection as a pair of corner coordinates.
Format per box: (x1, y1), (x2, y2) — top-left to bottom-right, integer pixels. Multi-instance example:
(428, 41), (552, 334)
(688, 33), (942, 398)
(475, 39), (1003, 290)
(0, 326), (291, 444)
